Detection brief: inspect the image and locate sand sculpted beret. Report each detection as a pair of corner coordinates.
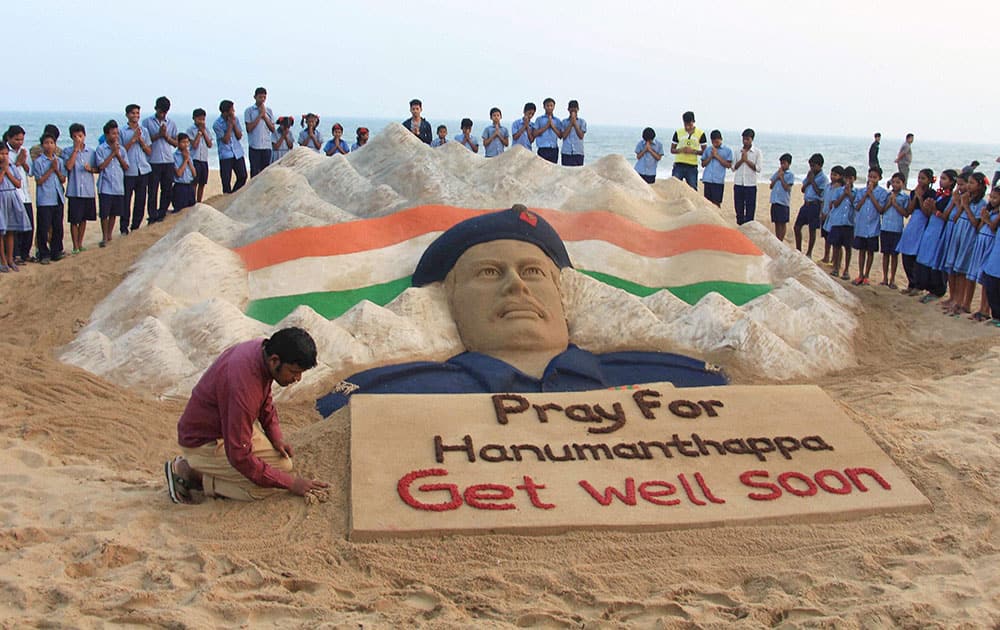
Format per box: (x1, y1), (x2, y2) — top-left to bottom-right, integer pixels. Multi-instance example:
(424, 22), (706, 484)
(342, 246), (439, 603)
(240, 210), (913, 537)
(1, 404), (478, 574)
(412, 205), (574, 286)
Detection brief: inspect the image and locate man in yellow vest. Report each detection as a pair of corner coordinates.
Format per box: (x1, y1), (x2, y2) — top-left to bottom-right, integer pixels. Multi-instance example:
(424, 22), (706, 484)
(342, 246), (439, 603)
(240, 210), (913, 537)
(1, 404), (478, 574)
(670, 111), (707, 190)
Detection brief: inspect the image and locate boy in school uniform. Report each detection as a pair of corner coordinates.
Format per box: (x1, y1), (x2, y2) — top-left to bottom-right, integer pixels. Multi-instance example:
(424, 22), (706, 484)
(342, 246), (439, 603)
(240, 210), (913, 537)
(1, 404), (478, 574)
(534, 98), (563, 164)
(214, 100), (247, 194)
(560, 100), (586, 166)
(827, 166), (858, 280)
(244, 87), (275, 177)
(187, 109), (213, 203)
(172, 133), (197, 212)
(323, 124), (351, 156)
(143, 96), (178, 222)
(403, 99), (432, 144)
(851, 166), (887, 285)
(701, 130), (732, 206)
(794, 153), (828, 257)
(62, 123), (98, 254)
(5, 125), (34, 263)
(94, 120), (129, 247)
(511, 103), (535, 151)
(430, 125), (448, 148)
(30, 132), (67, 264)
(878, 172), (908, 289)
(122, 104), (152, 234)
(671, 111), (707, 189)
(732, 128), (762, 225)
(482, 107), (509, 157)
(819, 165), (844, 265)
(455, 119), (479, 153)
(634, 127), (663, 184)
(768, 153), (795, 242)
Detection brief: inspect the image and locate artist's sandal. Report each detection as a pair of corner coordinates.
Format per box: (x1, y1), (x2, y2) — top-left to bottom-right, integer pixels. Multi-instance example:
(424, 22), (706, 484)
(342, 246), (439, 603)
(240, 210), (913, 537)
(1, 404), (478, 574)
(165, 457), (193, 504)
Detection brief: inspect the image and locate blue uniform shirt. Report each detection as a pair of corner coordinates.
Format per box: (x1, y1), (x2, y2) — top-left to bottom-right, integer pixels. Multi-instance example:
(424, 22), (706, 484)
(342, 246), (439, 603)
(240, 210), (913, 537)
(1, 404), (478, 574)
(94, 142), (126, 195)
(827, 185), (856, 227)
(121, 125), (152, 176)
(881, 191), (908, 233)
(244, 105), (275, 150)
(769, 169), (795, 206)
(142, 115), (177, 164)
(511, 118), (534, 149)
(30, 154), (66, 205)
(561, 117), (586, 155)
(323, 138), (351, 155)
(315, 345), (727, 417)
(186, 126), (211, 162)
(482, 125), (509, 157)
(173, 150), (196, 184)
(213, 116), (246, 159)
(271, 128), (295, 161)
(853, 186), (887, 238)
(533, 114), (564, 149)
(298, 127), (323, 151)
(0, 166), (20, 192)
(634, 140), (664, 177)
(802, 171), (828, 203)
(430, 137), (448, 148)
(701, 145), (733, 184)
(455, 133), (478, 152)
(61, 145), (96, 198)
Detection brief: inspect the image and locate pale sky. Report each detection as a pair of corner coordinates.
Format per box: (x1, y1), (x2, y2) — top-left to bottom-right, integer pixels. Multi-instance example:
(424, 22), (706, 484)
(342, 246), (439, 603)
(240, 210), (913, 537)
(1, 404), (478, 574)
(8, 0), (1000, 143)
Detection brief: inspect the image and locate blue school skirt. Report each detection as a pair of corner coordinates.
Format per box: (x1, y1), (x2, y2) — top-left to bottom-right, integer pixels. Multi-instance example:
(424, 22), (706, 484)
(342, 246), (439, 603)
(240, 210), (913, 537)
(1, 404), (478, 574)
(0, 189), (31, 232)
(933, 220), (954, 272)
(946, 216), (977, 275)
(915, 214), (945, 267)
(967, 231), (995, 283)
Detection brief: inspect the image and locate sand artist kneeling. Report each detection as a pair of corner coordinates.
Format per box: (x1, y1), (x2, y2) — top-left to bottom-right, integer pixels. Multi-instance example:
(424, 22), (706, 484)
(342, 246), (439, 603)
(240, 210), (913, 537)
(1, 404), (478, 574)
(317, 205), (727, 416)
(165, 327), (329, 504)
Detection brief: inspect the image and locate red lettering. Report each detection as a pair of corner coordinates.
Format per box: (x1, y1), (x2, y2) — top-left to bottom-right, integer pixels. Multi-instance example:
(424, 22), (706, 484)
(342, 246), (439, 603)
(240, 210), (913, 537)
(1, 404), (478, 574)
(740, 470), (782, 501)
(638, 480), (680, 506)
(516, 475), (556, 510)
(579, 478), (637, 506)
(677, 473), (707, 506)
(845, 467), (892, 492)
(463, 484), (516, 510)
(814, 469), (852, 494)
(777, 471), (818, 497)
(694, 472), (726, 504)
(397, 468), (462, 511)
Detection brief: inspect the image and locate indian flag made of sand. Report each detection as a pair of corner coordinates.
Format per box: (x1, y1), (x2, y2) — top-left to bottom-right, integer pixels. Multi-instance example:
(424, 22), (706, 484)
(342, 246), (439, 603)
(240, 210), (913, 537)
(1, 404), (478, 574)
(235, 205), (773, 325)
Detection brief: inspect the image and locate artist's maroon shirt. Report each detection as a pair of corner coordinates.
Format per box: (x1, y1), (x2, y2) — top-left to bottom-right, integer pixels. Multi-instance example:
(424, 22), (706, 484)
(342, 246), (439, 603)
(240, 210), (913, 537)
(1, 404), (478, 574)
(177, 339), (294, 489)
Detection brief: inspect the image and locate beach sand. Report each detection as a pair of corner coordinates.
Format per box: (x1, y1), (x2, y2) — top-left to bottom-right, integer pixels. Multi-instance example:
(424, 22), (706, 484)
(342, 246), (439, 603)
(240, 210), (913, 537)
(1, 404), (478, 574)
(1, 179), (998, 627)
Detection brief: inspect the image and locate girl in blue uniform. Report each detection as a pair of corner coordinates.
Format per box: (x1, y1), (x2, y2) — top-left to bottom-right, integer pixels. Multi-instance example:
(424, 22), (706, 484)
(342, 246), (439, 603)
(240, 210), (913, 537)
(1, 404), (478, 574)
(934, 173), (962, 311)
(946, 172), (988, 316)
(0, 144), (32, 272)
(968, 185), (1000, 321)
(914, 169), (954, 301)
(896, 168), (935, 295)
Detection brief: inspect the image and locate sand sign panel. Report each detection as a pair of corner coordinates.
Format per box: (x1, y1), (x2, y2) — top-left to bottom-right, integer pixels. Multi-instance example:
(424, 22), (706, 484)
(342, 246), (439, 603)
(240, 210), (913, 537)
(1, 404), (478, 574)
(349, 384), (929, 540)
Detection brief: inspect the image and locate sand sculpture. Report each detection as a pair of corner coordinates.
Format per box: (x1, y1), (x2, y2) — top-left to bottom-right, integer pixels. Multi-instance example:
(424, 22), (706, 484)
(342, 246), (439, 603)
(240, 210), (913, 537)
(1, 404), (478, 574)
(59, 123), (861, 401)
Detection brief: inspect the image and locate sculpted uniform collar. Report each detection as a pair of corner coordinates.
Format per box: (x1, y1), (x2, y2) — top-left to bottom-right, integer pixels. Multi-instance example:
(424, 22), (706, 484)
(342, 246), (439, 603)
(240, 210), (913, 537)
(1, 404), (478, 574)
(447, 345), (604, 392)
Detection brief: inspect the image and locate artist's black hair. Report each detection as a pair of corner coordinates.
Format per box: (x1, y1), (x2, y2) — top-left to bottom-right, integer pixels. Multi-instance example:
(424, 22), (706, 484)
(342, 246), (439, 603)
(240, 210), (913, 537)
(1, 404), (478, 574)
(264, 327), (317, 369)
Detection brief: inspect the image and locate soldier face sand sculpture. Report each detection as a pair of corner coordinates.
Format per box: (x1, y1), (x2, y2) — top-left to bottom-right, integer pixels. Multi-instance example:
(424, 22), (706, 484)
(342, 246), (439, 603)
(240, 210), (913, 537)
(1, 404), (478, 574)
(444, 239), (569, 357)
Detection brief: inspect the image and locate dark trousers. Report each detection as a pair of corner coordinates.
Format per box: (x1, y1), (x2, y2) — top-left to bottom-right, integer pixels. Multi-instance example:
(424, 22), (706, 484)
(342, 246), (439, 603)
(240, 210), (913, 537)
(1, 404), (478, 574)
(219, 157), (248, 194)
(982, 273), (1000, 317)
(639, 174), (656, 184)
(561, 153), (584, 167)
(734, 185), (757, 225)
(901, 254), (918, 290)
(672, 163), (698, 189)
(15, 202), (34, 260)
(249, 148), (271, 177)
(703, 182), (724, 206)
(914, 262), (946, 296)
(36, 203), (64, 260)
(537, 147), (558, 164)
(124, 174), (148, 231)
(147, 162), (174, 221)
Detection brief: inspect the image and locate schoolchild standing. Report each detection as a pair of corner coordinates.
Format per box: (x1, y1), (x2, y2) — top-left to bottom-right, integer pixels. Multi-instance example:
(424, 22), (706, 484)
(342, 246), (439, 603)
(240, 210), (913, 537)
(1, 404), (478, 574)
(878, 172), (908, 289)
(94, 120), (129, 246)
(30, 132), (67, 264)
(187, 108), (213, 203)
(0, 144), (32, 272)
(122, 104), (152, 233)
(143, 96), (178, 221)
(62, 123), (97, 253)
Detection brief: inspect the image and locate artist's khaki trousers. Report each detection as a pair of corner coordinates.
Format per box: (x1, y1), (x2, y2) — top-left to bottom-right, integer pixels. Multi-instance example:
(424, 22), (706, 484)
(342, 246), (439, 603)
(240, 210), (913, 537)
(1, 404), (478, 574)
(182, 422), (293, 501)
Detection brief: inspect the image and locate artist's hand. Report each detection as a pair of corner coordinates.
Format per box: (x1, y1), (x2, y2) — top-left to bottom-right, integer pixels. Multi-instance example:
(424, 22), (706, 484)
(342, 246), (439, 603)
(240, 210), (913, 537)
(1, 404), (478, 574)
(290, 476), (329, 496)
(273, 441), (294, 458)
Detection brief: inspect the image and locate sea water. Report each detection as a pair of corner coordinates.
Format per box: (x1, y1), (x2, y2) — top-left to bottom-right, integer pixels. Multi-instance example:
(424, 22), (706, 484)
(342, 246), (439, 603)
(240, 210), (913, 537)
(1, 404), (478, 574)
(3, 111), (995, 189)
